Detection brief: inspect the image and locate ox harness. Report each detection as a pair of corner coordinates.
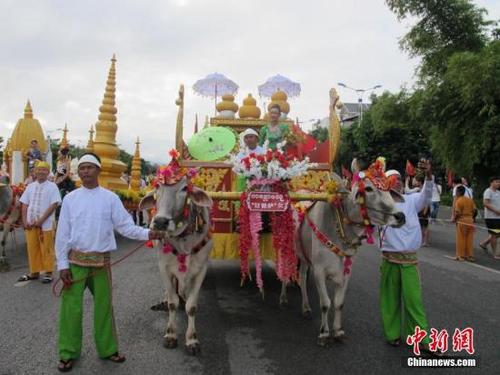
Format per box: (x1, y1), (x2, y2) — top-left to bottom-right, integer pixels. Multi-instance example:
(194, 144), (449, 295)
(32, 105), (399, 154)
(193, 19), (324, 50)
(298, 199), (361, 276)
(297, 174), (386, 276)
(160, 198), (211, 273)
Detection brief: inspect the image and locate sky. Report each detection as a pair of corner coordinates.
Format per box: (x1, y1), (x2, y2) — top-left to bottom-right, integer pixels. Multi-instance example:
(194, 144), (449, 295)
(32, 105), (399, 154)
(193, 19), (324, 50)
(1, 0), (499, 164)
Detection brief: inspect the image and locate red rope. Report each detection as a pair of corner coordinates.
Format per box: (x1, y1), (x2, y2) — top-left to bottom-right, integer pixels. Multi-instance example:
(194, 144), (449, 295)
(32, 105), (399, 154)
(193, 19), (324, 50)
(51, 241), (150, 298)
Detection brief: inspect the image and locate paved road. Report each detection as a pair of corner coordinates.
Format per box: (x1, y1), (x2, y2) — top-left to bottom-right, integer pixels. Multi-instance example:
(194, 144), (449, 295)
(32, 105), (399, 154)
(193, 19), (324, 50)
(1, 216), (499, 375)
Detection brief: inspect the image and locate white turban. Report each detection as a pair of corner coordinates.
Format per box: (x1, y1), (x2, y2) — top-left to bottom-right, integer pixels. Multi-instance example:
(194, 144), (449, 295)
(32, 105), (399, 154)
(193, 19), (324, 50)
(240, 128), (259, 139)
(77, 154), (101, 168)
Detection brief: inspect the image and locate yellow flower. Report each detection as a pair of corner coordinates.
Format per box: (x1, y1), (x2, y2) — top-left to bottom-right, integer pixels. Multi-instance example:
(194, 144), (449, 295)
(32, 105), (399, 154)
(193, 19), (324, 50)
(325, 180), (338, 194)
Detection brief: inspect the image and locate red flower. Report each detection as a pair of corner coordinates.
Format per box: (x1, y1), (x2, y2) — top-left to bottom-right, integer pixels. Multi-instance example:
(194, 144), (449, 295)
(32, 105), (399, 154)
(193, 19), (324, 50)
(169, 149), (180, 159)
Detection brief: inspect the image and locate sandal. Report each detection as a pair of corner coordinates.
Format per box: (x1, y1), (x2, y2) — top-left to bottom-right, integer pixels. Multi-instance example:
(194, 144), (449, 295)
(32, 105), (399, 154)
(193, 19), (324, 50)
(105, 352), (126, 363)
(387, 338), (401, 347)
(17, 274), (39, 282)
(41, 275), (53, 284)
(466, 257), (476, 262)
(479, 243), (488, 252)
(58, 359), (74, 372)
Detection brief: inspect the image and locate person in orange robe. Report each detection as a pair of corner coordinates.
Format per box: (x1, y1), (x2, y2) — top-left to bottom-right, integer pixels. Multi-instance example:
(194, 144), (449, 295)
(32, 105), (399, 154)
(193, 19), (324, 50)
(454, 185), (476, 261)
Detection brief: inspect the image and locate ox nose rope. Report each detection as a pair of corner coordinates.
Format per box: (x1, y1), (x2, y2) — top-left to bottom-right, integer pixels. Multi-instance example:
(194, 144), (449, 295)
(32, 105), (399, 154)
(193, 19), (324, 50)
(51, 239), (156, 298)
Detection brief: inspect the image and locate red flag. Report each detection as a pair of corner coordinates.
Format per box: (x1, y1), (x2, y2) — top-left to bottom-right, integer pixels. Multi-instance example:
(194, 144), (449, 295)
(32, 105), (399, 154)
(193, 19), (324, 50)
(341, 165), (352, 180)
(405, 160), (416, 177)
(447, 170), (454, 187)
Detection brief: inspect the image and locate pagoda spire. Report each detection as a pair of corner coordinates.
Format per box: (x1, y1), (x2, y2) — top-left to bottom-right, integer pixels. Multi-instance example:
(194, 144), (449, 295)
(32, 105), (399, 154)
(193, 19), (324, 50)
(60, 124), (69, 150)
(129, 137), (142, 191)
(86, 125), (95, 152)
(24, 100), (33, 119)
(92, 54), (127, 189)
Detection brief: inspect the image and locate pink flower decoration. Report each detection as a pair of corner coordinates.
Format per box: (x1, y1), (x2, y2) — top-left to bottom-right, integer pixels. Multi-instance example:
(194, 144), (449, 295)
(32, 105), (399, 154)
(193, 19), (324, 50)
(187, 168), (198, 178)
(177, 254), (188, 273)
(162, 244), (174, 254)
(343, 257), (352, 275)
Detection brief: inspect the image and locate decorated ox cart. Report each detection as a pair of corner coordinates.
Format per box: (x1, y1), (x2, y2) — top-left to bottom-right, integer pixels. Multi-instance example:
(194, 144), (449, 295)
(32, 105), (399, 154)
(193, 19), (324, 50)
(144, 81), (406, 350)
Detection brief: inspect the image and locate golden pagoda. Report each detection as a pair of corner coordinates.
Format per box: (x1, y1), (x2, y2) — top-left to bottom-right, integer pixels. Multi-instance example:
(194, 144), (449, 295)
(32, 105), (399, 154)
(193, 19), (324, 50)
(92, 55), (127, 189)
(129, 137), (142, 191)
(9, 101), (47, 181)
(60, 124), (69, 150)
(86, 125), (95, 152)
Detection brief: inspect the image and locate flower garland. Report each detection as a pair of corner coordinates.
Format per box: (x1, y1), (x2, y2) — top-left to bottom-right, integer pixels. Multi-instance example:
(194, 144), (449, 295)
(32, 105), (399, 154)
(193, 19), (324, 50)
(232, 143), (314, 291)
(270, 182), (297, 283)
(238, 191), (252, 284)
(238, 179), (298, 291)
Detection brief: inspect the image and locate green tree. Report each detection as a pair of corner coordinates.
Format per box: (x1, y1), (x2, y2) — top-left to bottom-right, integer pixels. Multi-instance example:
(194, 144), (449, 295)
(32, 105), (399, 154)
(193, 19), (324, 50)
(308, 121), (329, 143)
(386, 0), (491, 80)
(337, 91), (432, 173)
(424, 40), (500, 184)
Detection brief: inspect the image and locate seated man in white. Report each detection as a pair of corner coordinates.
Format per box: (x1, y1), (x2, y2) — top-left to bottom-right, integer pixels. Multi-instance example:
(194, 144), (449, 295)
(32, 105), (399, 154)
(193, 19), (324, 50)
(237, 128), (265, 161)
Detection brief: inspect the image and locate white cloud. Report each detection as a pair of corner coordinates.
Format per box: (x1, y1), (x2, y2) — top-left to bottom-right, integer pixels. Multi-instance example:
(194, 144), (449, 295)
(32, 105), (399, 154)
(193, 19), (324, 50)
(1, 0), (499, 163)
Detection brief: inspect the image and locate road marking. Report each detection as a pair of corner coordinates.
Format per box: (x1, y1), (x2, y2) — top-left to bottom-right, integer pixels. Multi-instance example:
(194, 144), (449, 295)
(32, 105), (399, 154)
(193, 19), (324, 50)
(14, 280), (32, 287)
(443, 255), (500, 275)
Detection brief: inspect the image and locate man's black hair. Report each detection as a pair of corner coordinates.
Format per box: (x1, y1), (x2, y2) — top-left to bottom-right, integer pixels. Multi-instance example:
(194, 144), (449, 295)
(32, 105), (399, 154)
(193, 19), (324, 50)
(456, 185), (466, 196)
(490, 176), (500, 184)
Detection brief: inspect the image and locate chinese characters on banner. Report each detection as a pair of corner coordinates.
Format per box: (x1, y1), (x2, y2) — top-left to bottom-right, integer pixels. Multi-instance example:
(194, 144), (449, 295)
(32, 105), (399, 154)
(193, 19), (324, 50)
(406, 326), (475, 355)
(247, 192), (289, 212)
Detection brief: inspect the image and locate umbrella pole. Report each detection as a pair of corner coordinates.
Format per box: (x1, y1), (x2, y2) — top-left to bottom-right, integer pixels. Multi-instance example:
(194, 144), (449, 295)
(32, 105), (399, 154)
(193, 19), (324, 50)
(214, 84), (218, 116)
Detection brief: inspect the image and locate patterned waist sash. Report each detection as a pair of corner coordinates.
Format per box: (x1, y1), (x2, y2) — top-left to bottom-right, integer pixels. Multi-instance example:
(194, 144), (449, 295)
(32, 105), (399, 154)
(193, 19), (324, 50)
(382, 251), (418, 265)
(68, 250), (110, 268)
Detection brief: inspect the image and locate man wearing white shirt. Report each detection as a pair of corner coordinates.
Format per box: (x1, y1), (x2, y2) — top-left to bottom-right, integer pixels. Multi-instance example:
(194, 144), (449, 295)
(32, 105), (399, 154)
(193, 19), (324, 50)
(55, 153), (162, 372)
(18, 161), (61, 284)
(378, 160), (439, 355)
(236, 128), (265, 160)
(236, 128), (265, 192)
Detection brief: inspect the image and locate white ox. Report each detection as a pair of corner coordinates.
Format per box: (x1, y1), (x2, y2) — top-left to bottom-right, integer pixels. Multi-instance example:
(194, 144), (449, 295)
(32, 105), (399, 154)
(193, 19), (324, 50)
(140, 177), (213, 355)
(0, 176), (21, 272)
(280, 174), (405, 346)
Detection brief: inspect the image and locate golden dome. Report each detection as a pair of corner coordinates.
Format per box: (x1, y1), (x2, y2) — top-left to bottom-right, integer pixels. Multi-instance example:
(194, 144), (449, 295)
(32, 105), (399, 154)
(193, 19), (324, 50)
(271, 90), (288, 101)
(10, 101), (47, 153)
(216, 94), (239, 113)
(268, 90), (290, 114)
(239, 94), (261, 119)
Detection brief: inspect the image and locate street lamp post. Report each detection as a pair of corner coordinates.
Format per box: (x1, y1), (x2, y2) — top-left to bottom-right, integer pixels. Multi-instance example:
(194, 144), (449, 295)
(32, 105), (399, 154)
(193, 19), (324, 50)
(337, 83), (382, 122)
